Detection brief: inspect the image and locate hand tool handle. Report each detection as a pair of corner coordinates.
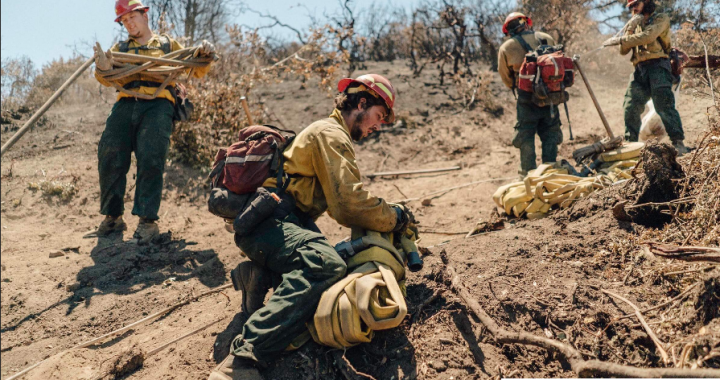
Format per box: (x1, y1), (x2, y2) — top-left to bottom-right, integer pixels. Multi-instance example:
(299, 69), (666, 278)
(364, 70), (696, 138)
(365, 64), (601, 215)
(572, 55), (615, 139)
(1, 57), (95, 157)
(240, 96), (254, 125)
(563, 102), (574, 140)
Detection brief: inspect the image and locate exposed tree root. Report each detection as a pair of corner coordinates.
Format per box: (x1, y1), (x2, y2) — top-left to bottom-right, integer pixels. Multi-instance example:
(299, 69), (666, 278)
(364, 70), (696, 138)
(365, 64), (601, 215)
(645, 243), (720, 263)
(439, 251), (720, 378)
(331, 350), (377, 380)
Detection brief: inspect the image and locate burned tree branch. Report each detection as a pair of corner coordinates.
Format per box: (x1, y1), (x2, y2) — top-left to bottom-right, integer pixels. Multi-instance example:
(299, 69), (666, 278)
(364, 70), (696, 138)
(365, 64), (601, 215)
(438, 251), (720, 378)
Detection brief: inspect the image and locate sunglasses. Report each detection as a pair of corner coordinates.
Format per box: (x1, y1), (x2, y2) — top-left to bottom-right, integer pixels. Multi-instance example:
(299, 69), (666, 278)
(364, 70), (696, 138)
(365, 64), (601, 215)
(629, 2), (641, 9)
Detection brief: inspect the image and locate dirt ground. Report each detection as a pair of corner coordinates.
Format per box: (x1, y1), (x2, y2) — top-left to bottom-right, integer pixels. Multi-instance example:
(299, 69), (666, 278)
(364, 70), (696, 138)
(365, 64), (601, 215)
(1, 56), (717, 380)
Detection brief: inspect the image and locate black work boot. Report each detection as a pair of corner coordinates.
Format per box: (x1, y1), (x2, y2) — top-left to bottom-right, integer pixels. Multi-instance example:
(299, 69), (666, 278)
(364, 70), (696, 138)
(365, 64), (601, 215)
(84, 215), (126, 238)
(133, 218), (159, 245)
(230, 261), (272, 317)
(208, 354), (262, 380)
(672, 140), (691, 156)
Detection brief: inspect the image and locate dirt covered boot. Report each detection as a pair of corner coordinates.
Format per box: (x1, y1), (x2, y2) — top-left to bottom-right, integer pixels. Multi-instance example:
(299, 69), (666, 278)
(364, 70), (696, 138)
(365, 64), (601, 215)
(208, 354), (262, 380)
(84, 215), (126, 238)
(672, 140), (691, 156)
(230, 261), (272, 316)
(133, 218), (159, 245)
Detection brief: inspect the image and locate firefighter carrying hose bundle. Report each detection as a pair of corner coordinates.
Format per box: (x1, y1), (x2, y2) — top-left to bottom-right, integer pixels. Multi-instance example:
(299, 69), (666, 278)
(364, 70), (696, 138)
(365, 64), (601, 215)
(87, 0), (215, 244)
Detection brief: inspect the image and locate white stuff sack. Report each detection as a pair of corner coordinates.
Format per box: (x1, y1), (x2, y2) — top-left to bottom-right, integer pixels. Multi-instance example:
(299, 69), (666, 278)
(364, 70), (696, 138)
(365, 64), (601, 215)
(639, 79), (682, 142)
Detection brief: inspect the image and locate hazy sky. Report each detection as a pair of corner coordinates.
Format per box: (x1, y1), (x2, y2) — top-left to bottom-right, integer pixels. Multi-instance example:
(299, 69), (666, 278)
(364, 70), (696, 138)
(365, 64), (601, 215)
(1, 0), (424, 67)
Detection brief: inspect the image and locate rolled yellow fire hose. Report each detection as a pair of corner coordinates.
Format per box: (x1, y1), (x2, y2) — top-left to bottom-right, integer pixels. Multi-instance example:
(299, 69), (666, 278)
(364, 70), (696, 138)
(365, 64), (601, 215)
(308, 230), (414, 349)
(493, 143), (644, 219)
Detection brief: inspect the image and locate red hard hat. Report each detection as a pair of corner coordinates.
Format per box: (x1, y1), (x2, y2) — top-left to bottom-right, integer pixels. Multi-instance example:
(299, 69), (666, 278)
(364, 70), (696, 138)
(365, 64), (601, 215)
(502, 12), (532, 35)
(626, 0), (640, 7)
(337, 74), (397, 123)
(115, 0), (150, 23)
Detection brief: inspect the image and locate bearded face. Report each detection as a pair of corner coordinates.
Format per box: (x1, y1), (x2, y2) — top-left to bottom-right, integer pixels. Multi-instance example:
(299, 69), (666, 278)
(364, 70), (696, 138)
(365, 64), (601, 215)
(349, 110), (368, 141)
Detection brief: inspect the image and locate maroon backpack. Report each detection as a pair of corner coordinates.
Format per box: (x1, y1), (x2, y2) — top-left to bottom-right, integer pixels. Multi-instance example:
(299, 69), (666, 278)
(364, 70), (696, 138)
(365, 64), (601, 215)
(209, 125), (295, 194)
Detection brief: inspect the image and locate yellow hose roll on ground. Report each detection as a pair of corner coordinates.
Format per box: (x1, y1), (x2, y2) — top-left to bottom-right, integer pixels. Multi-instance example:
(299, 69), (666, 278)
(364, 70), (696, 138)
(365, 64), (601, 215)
(549, 191), (573, 206)
(525, 198), (548, 214)
(311, 230), (413, 349)
(530, 164), (554, 177)
(503, 186), (532, 215)
(527, 212), (549, 220)
(512, 201), (531, 218)
(346, 246), (405, 281)
(493, 181), (524, 208)
(525, 173), (581, 195)
(540, 202), (551, 213)
(600, 142), (645, 162)
(313, 270), (368, 348)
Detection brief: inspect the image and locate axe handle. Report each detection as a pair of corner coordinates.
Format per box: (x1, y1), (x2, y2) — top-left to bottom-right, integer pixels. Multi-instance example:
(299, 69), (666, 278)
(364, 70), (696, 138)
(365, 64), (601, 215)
(240, 96), (254, 125)
(573, 58), (615, 139)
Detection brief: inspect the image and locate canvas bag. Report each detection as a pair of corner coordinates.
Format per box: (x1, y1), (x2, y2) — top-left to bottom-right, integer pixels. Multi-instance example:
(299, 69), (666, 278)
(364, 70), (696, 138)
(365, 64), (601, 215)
(515, 35), (574, 107)
(208, 125), (296, 194)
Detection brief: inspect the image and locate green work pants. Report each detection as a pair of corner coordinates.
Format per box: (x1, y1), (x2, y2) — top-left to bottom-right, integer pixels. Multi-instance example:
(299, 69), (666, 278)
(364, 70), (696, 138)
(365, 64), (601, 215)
(512, 97), (563, 174)
(231, 212), (347, 364)
(623, 58), (683, 142)
(98, 98), (174, 220)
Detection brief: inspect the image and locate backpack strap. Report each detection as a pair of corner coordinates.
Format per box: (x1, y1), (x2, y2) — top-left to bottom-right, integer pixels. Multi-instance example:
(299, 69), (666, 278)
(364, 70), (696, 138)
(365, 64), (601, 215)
(158, 34), (173, 54)
(117, 39), (131, 53)
(116, 35), (173, 55)
(513, 32), (535, 53)
(274, 134), (297, 193)
(536, 32), (548, 46)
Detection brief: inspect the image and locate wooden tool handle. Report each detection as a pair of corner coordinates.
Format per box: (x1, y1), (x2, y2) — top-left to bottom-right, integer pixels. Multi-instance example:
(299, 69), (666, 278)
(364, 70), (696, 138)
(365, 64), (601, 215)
(572, 55), (615, 139)
(240, 96), (254, 125)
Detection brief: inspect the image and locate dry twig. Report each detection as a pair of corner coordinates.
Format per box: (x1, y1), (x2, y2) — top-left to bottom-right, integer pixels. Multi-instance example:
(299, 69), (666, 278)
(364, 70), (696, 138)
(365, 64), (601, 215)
(331, 350), (377, 380)
(438, 251), (720, 377)
(601, 289), (670, 364)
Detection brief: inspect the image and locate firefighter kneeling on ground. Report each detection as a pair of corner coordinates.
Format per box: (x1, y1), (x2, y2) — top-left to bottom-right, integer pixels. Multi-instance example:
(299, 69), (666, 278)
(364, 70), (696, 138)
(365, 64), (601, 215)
(209, 74), (415, 380)
(498, 12), (563, 178)
(88, 0), (214, 244)
(602, 0), (689, 154)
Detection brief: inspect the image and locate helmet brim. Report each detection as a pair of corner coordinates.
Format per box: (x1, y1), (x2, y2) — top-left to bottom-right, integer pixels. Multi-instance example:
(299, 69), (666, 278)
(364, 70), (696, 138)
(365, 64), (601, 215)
(115, 6), (150, 23)
(337, 77), (395, 124)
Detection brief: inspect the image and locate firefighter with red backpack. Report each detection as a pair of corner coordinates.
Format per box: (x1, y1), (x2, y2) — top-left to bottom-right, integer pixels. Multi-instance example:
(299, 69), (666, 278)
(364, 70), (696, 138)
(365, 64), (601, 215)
(207, 74), (416, 379)
(602, 0), (689, 154)
(87, 0), (215, 244)
(498, 12), (567, 178)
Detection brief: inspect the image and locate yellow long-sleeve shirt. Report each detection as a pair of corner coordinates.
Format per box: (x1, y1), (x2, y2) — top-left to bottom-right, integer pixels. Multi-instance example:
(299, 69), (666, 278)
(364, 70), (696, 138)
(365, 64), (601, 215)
(620, 13), (671, 65)
(94, 34), (211, 103)
(497, 31), (556, 90)
(263, 109), (398, 232)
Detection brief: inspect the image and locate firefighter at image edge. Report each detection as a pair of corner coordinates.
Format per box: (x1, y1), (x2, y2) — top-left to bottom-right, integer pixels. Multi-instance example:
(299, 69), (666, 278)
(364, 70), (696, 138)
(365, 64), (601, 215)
(603, 0), (689, 155)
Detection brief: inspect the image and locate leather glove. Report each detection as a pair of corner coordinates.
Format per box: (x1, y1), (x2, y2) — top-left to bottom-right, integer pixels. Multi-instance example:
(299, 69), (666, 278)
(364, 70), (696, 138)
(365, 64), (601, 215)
(602, 36), (622, 47)
(93, 42), (113, 71)
(198, 40), (216, 56)
(392, 204), (416, 232)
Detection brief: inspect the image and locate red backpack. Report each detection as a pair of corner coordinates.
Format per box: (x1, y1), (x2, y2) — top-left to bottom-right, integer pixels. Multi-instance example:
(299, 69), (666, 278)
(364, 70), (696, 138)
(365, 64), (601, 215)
(515, 33), (574, 107)
(209, 125), (296, 194)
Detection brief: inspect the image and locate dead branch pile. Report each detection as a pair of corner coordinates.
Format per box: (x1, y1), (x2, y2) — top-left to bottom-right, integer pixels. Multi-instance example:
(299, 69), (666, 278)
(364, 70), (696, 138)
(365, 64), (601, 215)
(438, 251), (720, 377)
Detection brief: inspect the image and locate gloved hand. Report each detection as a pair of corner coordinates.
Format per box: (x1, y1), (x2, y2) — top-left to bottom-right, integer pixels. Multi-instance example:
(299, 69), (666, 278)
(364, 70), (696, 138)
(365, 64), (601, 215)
(93, 42), (113, 71)
(602, 36), (622, 47)
(621, 14), (644, 35)
(392, 204), (416, 232)
(198, 40), (216, 56)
